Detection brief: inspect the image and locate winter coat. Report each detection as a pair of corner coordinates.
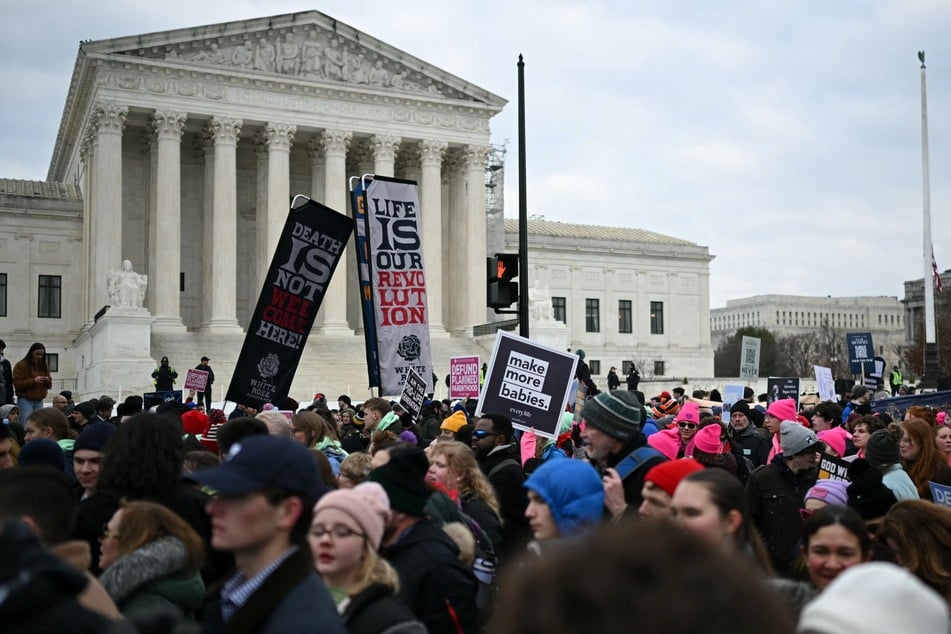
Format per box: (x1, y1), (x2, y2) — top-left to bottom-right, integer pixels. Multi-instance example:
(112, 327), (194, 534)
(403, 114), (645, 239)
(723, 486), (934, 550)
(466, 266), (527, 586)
(746, 456), (818, 576)
(0, 356), (13, 404)
(151, 365), (178, 391)
(730, 424), (771, 469)
(100, 536), (203, 622)
(602, 433), (667, 510)
(202, 547), (344, 634)
(477, 444), (531, 561)
(461, 495), (503, 557)
(49, 539), (121, 621)
(381, 518), (478, 633)
(341, 583), (426, 634)
(12, 358), (50, 401)
(881, 464), (920, 501)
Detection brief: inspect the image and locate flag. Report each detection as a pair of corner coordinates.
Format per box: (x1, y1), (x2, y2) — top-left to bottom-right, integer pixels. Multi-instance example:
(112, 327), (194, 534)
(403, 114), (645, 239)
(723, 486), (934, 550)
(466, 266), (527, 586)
(932, 245), (943, 294)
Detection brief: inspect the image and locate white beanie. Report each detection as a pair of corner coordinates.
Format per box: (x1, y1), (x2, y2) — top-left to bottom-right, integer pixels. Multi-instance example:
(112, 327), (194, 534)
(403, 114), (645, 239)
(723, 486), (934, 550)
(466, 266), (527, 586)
(797, 562), (948, 634)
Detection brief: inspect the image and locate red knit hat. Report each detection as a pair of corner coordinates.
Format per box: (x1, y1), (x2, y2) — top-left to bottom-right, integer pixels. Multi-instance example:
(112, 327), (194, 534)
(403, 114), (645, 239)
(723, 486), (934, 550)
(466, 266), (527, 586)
(644, 458), (705, 497)
(181, 409), (211, 436)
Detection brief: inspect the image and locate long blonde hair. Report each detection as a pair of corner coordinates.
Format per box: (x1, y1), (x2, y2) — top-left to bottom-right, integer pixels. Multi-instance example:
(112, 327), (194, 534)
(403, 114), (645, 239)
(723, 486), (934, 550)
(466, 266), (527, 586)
(431, 440), (500, 516)
(345, 540), (400, 596)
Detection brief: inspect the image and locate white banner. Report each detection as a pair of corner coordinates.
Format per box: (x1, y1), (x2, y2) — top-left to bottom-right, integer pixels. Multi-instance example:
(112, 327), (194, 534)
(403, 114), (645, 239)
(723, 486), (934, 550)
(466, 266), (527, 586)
(814, 365), (835, 402)
(366, 177), (433, 396)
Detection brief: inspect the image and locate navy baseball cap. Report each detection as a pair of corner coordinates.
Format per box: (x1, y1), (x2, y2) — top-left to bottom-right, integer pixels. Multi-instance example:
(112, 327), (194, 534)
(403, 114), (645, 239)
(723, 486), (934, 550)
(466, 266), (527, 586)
(187, 435), (325, 500)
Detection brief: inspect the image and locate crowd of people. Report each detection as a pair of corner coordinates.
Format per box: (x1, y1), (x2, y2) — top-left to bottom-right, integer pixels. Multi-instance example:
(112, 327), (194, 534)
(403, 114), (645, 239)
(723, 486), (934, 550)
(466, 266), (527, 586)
(1, 342), (950, 632)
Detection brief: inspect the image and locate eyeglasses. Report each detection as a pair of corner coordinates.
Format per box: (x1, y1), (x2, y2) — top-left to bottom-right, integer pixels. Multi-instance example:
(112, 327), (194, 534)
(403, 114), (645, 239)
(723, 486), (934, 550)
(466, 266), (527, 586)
(310, 525), (366, 540)
(677, 422), (698, 430)
(472, 430), (499, 440)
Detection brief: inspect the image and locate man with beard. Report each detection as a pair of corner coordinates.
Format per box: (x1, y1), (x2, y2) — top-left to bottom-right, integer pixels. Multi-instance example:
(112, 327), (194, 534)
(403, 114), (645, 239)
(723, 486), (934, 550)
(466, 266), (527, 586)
(582, 391), (666, 518)
(472, 413), (531, 561)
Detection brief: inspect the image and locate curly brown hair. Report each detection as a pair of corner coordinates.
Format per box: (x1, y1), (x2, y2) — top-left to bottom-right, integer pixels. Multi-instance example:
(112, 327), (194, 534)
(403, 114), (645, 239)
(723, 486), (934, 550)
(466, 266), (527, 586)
(878, 500), (951, 605)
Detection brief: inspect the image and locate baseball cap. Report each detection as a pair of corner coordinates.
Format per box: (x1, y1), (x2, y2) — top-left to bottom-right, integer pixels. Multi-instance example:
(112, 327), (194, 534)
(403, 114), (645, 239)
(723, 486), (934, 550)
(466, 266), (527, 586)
(188, 435), (325, 500)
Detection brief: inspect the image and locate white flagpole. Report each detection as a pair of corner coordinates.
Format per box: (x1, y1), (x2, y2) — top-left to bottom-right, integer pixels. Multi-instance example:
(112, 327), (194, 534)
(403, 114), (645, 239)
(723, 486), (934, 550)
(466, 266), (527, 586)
(919, 51), (940, 387)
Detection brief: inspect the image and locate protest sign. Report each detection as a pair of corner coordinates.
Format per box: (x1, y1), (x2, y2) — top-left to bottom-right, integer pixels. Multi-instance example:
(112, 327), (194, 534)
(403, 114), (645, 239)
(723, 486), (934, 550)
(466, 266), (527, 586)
(767, 377), (800, 409)
(399, 367), (427, 420)
(721, 383), (744, 423)
(184, 369), (209, 392)
(814, 366), (835, 402)
(143, 390), (182, 411)
(846, 332), (875, 375)
(740, 336), (761, 380)
(449, 356), (480, 400)
(930, 482), (951, 508)
(818, 454), (852, 482)
(476, 331), (577, 439)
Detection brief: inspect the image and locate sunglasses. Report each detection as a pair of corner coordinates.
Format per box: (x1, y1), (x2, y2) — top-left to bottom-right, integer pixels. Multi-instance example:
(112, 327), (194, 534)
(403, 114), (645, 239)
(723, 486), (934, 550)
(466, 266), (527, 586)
(472, 430), (498, 440)
(677, 422), (698, 430)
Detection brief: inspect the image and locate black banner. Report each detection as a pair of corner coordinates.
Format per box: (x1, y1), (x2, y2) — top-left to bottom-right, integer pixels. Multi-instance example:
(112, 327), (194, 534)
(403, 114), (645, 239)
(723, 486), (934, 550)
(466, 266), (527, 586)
(226, 199), (354, 409)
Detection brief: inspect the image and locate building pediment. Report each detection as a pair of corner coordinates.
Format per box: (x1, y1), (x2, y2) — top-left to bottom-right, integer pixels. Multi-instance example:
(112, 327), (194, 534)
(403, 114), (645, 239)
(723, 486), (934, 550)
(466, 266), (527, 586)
(79, 11), (505, 108)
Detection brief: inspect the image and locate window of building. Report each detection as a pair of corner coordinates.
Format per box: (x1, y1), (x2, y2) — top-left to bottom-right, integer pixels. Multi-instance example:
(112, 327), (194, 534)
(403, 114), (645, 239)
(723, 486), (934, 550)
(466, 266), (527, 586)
(552, 297), (566, 324)
(585, 299), (600, 333)
(618, 300), (632, 333)
(38, 275), (62, 319)
(622, 360), (633, 374)
(589, 360), (601, 375)
(653, 360), (665, 376)
(46, 353), (59, 373)
(650, 301), (664, 334)
(0, 273), (6, 317)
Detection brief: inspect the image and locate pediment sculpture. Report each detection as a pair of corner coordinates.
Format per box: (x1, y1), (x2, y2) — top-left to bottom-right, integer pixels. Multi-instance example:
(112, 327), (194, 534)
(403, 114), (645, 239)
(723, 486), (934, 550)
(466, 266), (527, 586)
(158, 28), (463, 99)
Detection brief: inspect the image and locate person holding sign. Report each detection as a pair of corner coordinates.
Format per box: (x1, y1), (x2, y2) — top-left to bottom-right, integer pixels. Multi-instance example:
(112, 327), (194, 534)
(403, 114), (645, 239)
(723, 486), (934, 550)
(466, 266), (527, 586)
(194, 356), (214, 410)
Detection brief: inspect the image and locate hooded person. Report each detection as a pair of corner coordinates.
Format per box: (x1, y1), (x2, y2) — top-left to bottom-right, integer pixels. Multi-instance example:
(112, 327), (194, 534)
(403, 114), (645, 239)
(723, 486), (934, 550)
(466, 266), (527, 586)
(523, 459), (603, 549)
(581, 390), (666, 516)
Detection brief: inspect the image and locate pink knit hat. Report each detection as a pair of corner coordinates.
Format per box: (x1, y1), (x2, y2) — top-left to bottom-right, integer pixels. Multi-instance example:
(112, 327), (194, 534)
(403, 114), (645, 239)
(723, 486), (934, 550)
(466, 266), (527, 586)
(674, 402), (701, 425)
(766, 398), (798, 422)
(647, 428), (681, 460)
(817, 428), (847, 458)
(693, 423), (726, 454)
(314, 486), (389, 549)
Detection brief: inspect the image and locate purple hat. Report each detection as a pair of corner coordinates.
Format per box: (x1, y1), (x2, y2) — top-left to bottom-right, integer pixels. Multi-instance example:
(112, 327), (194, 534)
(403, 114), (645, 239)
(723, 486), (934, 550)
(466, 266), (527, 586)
(804, 479), (849, 507)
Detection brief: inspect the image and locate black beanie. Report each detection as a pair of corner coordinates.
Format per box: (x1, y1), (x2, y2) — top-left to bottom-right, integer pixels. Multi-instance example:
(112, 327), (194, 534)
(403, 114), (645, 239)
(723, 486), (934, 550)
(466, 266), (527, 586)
(865, 428), (901, 467)
(729, 400), (751, 417)
(369, 446), (431, 517)
(847, 458), (898, 519)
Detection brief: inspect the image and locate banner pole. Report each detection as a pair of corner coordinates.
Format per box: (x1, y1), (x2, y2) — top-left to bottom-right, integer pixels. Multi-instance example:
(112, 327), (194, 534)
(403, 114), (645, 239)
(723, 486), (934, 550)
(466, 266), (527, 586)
(517, 54), (529, 339)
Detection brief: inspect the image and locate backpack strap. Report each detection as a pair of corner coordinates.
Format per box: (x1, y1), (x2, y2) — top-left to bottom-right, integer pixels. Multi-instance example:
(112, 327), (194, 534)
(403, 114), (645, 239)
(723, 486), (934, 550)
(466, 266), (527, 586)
(618, 446), (663, 480)
(488, 458), (521, 481)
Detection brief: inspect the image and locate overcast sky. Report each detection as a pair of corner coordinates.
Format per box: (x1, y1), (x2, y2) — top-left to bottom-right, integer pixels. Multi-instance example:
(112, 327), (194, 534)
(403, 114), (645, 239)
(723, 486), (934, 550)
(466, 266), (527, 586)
(2, 1), (950, 308)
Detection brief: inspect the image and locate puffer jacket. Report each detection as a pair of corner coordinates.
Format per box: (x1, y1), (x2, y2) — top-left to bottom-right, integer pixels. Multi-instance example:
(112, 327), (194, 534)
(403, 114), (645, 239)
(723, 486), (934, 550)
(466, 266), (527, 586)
(99, 536), (204, 623)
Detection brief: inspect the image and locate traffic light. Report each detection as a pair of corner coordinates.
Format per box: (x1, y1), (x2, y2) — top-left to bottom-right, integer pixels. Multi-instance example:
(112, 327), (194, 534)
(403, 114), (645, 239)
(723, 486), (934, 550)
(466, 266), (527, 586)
(487, 253), (519, 310)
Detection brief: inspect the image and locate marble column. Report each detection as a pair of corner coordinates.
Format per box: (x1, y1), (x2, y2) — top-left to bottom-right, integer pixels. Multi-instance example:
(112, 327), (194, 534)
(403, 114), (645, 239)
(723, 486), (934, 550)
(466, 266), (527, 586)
(151, 111), (187, 331)
(370, 135), (400, 178)
(465, 145), (491, 329)
(79, 134), (94, 324)
(145, 134), (158, 313)
(418, 140), (448, 335)
(199, 135), (215, 328)
(314, 128), (352, 334)
(263, 123), (296, 281)
(307, 135), (325, 205)
(445, 149), (467, 335)
(254, 137), (269, 292)
(89, 101), (127, 320)
(205, 117), (243, 332)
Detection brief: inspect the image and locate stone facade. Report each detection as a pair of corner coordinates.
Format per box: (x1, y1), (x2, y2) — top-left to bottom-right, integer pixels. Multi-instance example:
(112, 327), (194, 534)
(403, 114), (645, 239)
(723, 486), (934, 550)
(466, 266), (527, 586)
(710, 294), (906, 366)
(2, 11), (506, 399)
(506, 219), (715, 382)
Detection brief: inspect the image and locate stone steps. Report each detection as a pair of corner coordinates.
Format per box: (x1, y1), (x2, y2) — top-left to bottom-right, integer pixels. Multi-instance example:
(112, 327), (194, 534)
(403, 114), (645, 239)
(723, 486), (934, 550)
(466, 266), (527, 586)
(149, 329), (497, 404)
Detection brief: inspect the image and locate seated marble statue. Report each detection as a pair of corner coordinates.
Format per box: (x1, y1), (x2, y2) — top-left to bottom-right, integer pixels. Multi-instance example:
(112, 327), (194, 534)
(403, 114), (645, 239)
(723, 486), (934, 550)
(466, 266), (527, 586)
(107, 260), (147, 309)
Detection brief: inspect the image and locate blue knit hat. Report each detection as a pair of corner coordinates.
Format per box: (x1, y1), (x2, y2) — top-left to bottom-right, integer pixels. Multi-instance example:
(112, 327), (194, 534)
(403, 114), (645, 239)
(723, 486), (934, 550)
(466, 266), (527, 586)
(18, 439), (65, 472)
(524, 459), (603, 538)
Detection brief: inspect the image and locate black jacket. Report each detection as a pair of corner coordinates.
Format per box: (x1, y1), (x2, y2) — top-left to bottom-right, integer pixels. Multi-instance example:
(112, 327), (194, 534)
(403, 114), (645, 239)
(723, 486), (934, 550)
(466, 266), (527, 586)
(478, 444), (531, 561)
(342, 583), (425, 634)
(0, 357), (13, 404)
(730, 424), (771, 469)
(606, 370), (620, 390)
(195, 363), (215, 386)
(381, 519), (478, 634)
(746, 456), (818, 576)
